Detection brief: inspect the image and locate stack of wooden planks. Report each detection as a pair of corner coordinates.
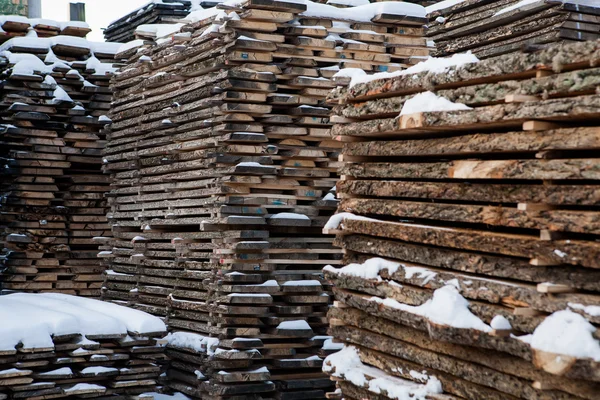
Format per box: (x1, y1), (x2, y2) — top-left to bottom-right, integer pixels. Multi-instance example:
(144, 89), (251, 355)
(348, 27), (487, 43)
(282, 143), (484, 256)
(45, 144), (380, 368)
(103, 0), (197, 43)
(102, 0), (428, 398)
(427, 0), (600, 59)
(0, 25), (123, 296)
(0, 16), (91, 44)
(322, 38), (600, 400)
(0, 293), (166, 400)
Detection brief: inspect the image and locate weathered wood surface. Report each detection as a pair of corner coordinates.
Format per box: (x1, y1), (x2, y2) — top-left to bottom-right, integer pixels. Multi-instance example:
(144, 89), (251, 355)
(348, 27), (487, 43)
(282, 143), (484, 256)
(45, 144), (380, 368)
(101, 2), (433, 400)
(339, 218), (600, 269)
(331, 40), (600, 102)
(329, 307), (600, 399)
(341, 158), (600, 180)
(435, 8), (566, 55)
(339, 198), (600, 235)
(342, 127), (600, 156)
(336, 234), (600, 292)
(338, 68), (600, 119)
(333, 94), (600, 138)
(331, 251), (600, 322)
(337, 180), (600, 206)
(333, 325), (591, 400)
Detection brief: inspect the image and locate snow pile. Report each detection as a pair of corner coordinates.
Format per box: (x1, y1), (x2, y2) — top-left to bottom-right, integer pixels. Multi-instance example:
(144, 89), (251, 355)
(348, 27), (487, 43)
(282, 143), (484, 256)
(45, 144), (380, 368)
(277, 320), (312, 330)
(400, 91), (471, 115)
(494, 0), (540, 16)
(85, 56), (117, 75)
(90, 41), (121, 55)
(327, 0), (369, 6)
(59, 20), (90, 30)
(46, 76), (73, 104)
(282, 280), (321, 287)
(403, 52), (479, 75)
(43, 293), (166, 333)
(324, 346), (443, 399)
(568, 303), (600, 317)
(333, 67), (366, 80)
(324, 258), (438, 286)
(425, 0), (467, 13)
(136, 23), (185, 39)
(0, 35), (99, 53)
(0, 293), (165, 351)
(235, 161), (270, 168)
(81, 366), (118, 375)
(490, 315), (512, 331)
(0, 15), (29, 26)
(322, 338), (344, 351)
(302, 1), (426, 20)
(38, 367), (73, 376)
(185, 6), (223, 23)
(270, 212), (310, 220)
(323, 192), (336, 200)
(117, 39), (146, 54)
(370, 285), (492, 332)
(530, 310), (600, 361)
(141, 393), (190, 400)
(324, 212), (379, 230)
(167, 332), (220, 355)
(186, 0), (425, 22)
(324, 258), (401, 280)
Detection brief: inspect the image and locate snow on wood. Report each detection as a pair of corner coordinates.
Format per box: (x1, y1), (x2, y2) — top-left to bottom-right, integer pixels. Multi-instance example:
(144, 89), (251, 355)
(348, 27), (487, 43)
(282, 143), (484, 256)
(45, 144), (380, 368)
(493, 0), (542, 16)
(370, 285), (492, 332)
(324, 212), (380, 230)
(324, 346), (443, 400)
(531, 310), (600, 362)
(276, 320), (312, 330)
(490, 315), (512, 331)
(167, 332), (220, 355)
(400, 91), (472, 115)
(425, 0), (467, 14)
(301, 1), (426, 21)
(348, 52), (479, 88)
(0, 293), (165, 352)
(327, 37), (600, 400)
(269, 212), (310, 220)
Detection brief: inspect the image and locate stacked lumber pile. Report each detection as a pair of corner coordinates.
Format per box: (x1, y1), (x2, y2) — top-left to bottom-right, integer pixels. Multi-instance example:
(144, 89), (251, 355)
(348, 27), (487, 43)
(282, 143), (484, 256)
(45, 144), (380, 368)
(323, 39), (600, 400)
(104, 0), (199, 43)
(103, 0), (428, 398)
(0, 16), (91, 44)
(0, 28), (123, 296)
(427, 0), (600, 59)
(0, 293), (166, 400)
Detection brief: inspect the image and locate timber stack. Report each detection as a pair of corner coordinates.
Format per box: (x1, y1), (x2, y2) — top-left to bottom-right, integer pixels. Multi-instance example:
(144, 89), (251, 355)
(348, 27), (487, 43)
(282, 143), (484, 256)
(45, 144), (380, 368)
(102, 0), (428, 398)
(0, 20), (123, 296)
(0, 293), (166, 400)
(0, 16), (91, 43)
(427, 0), (600, 59)
(323, 39), (600, 400)
(104, 0), (200, 43)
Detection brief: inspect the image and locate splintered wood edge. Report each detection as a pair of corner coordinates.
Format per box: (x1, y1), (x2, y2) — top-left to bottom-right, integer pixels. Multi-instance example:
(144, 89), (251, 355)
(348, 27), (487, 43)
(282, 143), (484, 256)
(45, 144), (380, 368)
(489, 329), (512, 337)
(522, 120), (565, 131)
(536, 282), (574, 294)
(517, 203), (557, 211)
(399, 112), (424, 129)
(505, 94), (540, 103)
(513, 307), (545, 317)
(529, 258), (562, 266)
